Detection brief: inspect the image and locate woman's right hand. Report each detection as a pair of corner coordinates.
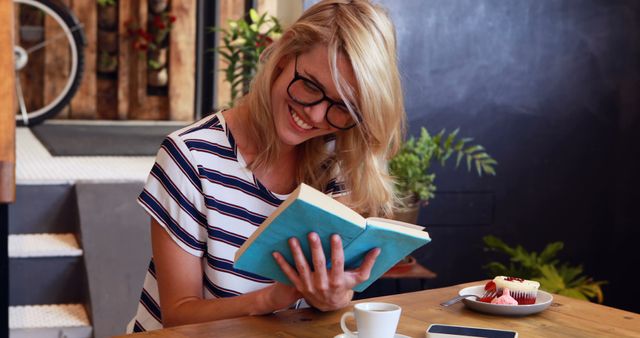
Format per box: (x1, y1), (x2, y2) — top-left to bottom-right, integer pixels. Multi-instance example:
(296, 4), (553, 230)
(256, 282), (302, 315)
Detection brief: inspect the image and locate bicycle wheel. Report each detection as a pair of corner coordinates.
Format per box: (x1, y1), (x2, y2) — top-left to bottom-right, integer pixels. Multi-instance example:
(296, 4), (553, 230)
(13, 0), (86, 126)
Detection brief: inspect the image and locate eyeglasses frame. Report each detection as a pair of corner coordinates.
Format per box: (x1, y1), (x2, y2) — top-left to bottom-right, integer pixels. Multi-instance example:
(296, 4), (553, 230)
(286, 55), (361, 130)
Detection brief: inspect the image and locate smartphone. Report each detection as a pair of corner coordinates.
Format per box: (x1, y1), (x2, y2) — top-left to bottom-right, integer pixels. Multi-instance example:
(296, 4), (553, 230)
(426, 323), (518, 338)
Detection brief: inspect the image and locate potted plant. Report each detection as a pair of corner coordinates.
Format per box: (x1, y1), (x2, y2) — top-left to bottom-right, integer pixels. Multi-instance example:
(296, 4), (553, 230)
(389, 127), (497, 223)
(149, 0), (169, 14)
(127, 13), (176, 87)
(97, 0), (118, 30)
(213, 9), (282, 106)
(97, 50), (118, 74)
(483, 235), (606, 303)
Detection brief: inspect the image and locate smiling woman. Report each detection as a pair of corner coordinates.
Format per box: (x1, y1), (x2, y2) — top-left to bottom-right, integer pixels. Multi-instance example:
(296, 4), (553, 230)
(127, 0), (407, 333)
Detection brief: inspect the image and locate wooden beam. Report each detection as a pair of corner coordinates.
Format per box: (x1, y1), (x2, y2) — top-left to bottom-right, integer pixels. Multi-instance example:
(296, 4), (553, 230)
(0, 0), (16, 203)
(70, 0), (97, 119)
(215, 1), (246, 109)
(18, 4), (45, 115)
(44, 0), (70, 118)
(117, 0), (134, 119)
(169, 0), (196, 121)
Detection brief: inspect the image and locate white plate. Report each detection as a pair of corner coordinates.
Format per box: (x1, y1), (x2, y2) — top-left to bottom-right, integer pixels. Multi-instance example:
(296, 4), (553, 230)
(458, 285), (553, 316)
(334, 333), (410, 338)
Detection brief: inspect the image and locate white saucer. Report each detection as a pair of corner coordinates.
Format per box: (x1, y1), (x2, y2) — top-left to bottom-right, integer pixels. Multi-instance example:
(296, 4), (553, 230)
(334, 333), (410, 338)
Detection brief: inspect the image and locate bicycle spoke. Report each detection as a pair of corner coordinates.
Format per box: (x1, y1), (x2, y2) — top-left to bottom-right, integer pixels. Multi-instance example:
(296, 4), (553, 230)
(25, 23), (84, 54)
(15, 70), (30, 125)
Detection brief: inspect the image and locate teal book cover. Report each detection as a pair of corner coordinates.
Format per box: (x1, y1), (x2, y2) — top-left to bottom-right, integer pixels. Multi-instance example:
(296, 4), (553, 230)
(233, 184), (431, 292)
(343, 218), (431, 291)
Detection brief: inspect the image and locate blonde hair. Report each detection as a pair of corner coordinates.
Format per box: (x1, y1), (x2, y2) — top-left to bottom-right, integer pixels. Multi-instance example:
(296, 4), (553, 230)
(243, 0), (405, 217)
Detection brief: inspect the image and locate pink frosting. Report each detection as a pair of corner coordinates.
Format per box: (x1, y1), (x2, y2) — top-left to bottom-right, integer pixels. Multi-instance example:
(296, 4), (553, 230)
(491, 288), (519, 305)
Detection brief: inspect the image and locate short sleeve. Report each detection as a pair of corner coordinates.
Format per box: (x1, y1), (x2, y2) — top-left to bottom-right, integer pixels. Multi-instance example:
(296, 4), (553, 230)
(137, 134), (208, 257)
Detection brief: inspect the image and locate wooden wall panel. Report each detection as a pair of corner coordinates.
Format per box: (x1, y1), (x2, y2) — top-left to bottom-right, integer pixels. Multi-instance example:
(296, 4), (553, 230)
(117, 0), (133, 120)
(18, 4), (45, 114)
(70, 0), (97, 119)
(215, 1), (245, 110)
(1, 0), (16, 203)
(169, 0), (196, 121)
(96, 76), (118, 119)
(44, 0), (70, 118)
(129, 0), (150, 120)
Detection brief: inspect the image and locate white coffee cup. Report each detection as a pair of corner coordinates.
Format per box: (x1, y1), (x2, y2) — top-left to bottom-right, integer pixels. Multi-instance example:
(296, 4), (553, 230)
(340, 302), (401, 338)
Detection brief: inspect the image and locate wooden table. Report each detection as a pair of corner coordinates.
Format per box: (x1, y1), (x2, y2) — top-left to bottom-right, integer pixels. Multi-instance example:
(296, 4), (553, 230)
(115, 281), (640, 338)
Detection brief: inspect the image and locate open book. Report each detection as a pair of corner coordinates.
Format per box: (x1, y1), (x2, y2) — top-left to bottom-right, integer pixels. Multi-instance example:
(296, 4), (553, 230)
(234, 183), (431, 292)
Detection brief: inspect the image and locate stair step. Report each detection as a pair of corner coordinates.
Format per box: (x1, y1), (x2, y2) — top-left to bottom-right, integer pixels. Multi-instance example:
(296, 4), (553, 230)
(9, 304), (91, 329)
(9, 233), (83, 258)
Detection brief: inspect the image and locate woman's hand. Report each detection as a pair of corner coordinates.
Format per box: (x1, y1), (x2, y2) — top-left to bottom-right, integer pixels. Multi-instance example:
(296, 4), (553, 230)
(255, 282), (302, 315)
(272, 232), (381, 311)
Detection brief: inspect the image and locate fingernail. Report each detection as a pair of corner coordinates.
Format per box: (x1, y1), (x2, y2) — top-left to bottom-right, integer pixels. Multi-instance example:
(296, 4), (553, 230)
(272, 251), (278, 259)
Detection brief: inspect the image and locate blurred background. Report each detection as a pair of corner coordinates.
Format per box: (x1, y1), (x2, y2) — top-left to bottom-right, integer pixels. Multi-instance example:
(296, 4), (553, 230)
(1, 0), (639, 337)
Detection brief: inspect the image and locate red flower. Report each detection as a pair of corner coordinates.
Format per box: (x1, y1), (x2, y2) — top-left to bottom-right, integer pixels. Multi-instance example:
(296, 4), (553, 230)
(169, 15), (177, 23)
(133, 41), (148, 51)
(153, 15), (166, 29)
(143, 31), (153, 41)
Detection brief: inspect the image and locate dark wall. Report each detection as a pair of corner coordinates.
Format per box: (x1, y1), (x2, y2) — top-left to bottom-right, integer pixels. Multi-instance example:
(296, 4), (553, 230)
(305, 0), (640, 312)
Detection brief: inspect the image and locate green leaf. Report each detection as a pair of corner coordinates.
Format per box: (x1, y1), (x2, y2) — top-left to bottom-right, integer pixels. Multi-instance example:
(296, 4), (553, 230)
(249, 8), (260, 23)
(465, 145), (485, 154)
(456, 151), (464, 167)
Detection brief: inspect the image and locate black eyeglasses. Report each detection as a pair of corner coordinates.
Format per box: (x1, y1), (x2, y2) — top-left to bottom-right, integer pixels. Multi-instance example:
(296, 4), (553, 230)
(286, 55), (361, 130)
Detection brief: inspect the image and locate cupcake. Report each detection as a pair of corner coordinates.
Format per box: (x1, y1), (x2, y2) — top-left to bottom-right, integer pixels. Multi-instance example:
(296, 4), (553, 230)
(481, 276), (540, 304)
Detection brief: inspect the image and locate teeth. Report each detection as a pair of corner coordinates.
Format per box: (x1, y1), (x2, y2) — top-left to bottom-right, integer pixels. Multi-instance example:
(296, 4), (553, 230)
(290, 107), (313, 130)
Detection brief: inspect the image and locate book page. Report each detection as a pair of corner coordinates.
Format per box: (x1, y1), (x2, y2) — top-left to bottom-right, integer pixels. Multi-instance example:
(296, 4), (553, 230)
(298, 184), (364, 226)
(367, 217), (425, 231)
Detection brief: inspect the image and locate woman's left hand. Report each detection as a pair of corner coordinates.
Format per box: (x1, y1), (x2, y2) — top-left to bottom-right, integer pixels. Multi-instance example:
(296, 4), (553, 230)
(272, 232), (381, 311)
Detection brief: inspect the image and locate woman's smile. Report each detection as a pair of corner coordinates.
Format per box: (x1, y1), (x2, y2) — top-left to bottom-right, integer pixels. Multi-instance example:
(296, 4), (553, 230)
(288, 104), (315, 131)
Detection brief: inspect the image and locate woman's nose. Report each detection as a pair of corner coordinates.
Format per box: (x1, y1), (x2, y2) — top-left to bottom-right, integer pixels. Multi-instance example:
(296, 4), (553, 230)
(303, 101), (329, 124)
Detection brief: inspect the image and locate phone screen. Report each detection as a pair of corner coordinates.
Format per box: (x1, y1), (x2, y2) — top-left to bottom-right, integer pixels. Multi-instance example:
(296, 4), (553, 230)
(427, 324), (517, 338)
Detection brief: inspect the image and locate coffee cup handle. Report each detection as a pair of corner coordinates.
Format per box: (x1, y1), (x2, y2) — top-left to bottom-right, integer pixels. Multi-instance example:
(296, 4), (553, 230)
(340, 311), (357, 337)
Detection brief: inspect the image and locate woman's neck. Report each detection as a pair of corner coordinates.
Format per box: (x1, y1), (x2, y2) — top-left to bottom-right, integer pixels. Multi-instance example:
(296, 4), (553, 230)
(223, 104), (299, 194)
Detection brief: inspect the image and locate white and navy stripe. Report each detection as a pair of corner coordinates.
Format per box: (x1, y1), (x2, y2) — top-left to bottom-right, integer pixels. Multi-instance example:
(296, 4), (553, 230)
(127, 112), (346, 332)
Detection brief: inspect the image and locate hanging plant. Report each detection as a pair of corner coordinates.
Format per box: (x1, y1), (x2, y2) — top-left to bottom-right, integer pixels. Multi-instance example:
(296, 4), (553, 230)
(126, 12), (176, 70)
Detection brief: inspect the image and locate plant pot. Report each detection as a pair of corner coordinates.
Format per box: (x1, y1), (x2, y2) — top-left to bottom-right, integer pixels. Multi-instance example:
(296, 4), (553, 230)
(386, 255), (417, 275)
(149, 0), (169, 14)
(98, 30), (119, 53)
(393, 204), (421, 225)
(97, 52), (118, 74)
(148, 47), (168, 69)
(147, 67), (168, 87)
(98, 4), (118, 30)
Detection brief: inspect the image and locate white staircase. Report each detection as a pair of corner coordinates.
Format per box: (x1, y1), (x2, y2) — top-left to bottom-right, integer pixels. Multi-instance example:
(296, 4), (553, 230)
(9, 304), (92, 338)
(8, 185), (93, 338)
(9, 233), (83, 258)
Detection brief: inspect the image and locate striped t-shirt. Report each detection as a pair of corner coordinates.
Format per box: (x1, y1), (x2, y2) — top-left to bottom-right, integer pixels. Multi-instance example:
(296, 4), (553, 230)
(127, 112), (345, 332)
